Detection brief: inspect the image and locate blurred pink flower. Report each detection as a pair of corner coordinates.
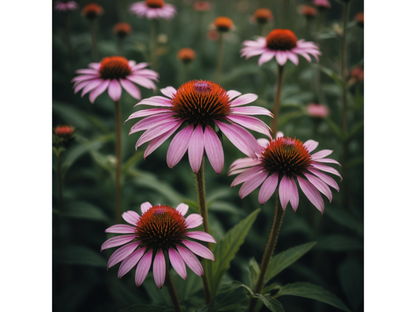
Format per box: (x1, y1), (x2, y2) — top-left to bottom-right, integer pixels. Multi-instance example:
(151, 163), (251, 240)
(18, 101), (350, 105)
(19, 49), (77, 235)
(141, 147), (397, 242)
(130, 0), (176, 20)
(313, 0), (331, 10)
(54, 0), (78, 11)
(193, 1), (211, 12)
(126, 80), (273, 174)
(307, 103), (329, 118)
(229, 132), (341, 213)
(72, 56), (158, 103)
(241, 29), (321, 66)
(102, 202), (216, 289)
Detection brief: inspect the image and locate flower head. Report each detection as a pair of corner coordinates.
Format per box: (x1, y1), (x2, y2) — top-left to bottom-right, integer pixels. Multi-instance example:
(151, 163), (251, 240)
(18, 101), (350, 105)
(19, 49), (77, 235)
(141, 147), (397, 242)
(72, 57), (159, 103)
(241, 29), (321, 66)
(229, 133), (341, 214)
(53, 125), (75, 147)
(298, 5), (317, 19)
(307, 103), (329, 118)
(253, 8), (273, 24)
(130, 0), (176, 20)
(213, 17), (234, 32)
(126, 80), (272, 174)
(313, 0), (331, 11)
(114, 22), (132, 38)
(102, 202), (216, 289)
(350, 67), (364, 83)
(54, 0), (78, 11)
(193, 1), (211, 12)
(355, 12), (364, 27)
(81, 3), (103, 19)
(177, 48), (196, 64)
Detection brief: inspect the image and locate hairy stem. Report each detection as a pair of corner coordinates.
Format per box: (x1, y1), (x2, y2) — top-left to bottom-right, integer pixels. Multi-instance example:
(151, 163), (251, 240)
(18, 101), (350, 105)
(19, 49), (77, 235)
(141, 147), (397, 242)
(271, 64), (284, 135)
(115, 100), (122, 223)
(165, 270), (182, 312)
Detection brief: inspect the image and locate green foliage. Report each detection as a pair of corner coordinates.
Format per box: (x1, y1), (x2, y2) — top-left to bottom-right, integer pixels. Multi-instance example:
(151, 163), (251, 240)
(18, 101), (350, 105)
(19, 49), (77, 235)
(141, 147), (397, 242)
(119, 305), (167, 312)
(63, 201), (111, 224)
(54, 245), (107, 267)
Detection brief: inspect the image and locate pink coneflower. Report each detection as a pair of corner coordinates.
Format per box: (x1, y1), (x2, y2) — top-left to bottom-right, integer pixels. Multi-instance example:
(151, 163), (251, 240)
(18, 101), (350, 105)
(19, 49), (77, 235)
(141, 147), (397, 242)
(193, 1), (211, 12)
(126, 80), (272, 174)
(72, 56), (158, 103)
(130, 0), (176, 20)
(54, 0), (78, 11)
(307, 103), (329, 118)
(229, 133), (341, 214)
(241, 29), (321, 66)
(102, 202), (216, 288)
(313, 0), (331, 11)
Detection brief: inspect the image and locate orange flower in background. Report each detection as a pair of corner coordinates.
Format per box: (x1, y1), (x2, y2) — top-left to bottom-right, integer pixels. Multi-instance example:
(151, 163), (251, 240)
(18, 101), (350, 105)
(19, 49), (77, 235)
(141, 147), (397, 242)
(82, 3), (104, 19)
(253, 8), (273, 24)
(299, 5), (317, 19)
(193, 1), (211, 12)
(350, 67), (364, 83)
(213, 17), (234, 32)
(177, 48), (196, 64)
(114, 23), (132, 38)
(355, 12), (364, 27)
(54, 125), (75, 139)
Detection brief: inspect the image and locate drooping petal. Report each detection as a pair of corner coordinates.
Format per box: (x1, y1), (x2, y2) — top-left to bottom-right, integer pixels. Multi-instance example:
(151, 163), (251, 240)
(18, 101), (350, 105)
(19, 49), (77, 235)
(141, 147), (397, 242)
(118, 247), (146, 278)
(176, 203), (189, 216)
(108, 79), (123, 101)
(314, 158), (341, 166)
(101, 234), (137, 251)
(258, 51), (276, 66)
(186, 231), (216, 243)
(310, 163), (342, 180)
(308, 168), (339, 191)
(107, 241), (140, 269)
(129, 113), (175, 135)
(188, 124), (204, 173)
(286, 51), (299, 66)
(311, 149), (333, 160)
(176, 245), (204, 276)
(135, 250), (153, 287)
(228, 158), (261, 173)
(258, 173), (279, 204)
(185, 214), (203, 229)
(231, 106), (273, 117)
(239, 171), (269, 199)
(297, 176), (324, 214)
(89, 79), (111, 103)
(204, 125), (224, 174)
(227, 90), (242, 100)
(229, 93), (258, 107)
(227, 115), (272, 138)
(278, 175), (292, 210)
(105, 224), (137, 234)
(135, 120), (182, 150)
(141, 202), (152, 214)
(153, 249), (166, 289)
(182, 240), (215, 261)
(231, 166), (264, 187)
(168, 248), (187, 280)
(166, 124), (194, 169)
(127, 75), (156, 90)
(81, 79), (103, 97)
(287, 177), (299, 211)
(122, 211), (140, 225)
(125, 108), (172, 122)
(304, 173), (333, 202)
(276, 51), (288, 66)
(134, 96), (173, 107)
(144, 123), (182, 158)
(120, 78), (141, 100)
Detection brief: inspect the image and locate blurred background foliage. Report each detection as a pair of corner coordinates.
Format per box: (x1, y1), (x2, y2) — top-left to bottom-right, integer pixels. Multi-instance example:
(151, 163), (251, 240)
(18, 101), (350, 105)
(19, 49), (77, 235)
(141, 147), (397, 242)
(53, 0), (363, 311)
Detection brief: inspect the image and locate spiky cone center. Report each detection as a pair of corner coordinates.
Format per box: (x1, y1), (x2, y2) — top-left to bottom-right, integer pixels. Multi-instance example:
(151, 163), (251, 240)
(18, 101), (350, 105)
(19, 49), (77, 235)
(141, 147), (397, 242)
(146, 0), (165, 8)
(136, 205), (188, 249)
(254, 8), (273, 24)
(99, 56), (132, 80)
(54, 125), (74, 139)
(213, 17), (233, 32)
(82, 3), (103, 19)
(266, 29), (298, 51)
(114, 23), (132, 38)
(302, 6), (317, 18)
(261, 137), (312, 177)
(171, 80), (231, 125)
(177, 48), (196, 64)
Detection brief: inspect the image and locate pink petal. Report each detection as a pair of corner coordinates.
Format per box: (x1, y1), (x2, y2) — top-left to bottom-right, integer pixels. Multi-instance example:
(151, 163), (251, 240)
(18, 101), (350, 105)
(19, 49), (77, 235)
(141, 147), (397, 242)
(141, 202), (152, 214)
(185, 214), (203, 229)
(134, 96), (173, 107)
(107, 241), (140, 269)
(182, 240), (215, 261)
(144, 123), (182, 158)
(314, 158), (341, 166)
(229, 158), (261, 173)
(89, 79), (111, 103)
(166, 125), (194, 169)
(122, 211), (140, 225)
(74, 80), (91, 93)
(88, 63), (101, 70)
(276, 51), (288, 66)
(160, 86), (176, 98)
(108, 79), (122, 102)
(176, 245), (204, 276)
(278, 175), (292, 210)
(231, 166), (264, 187)
(127, 75), (156, 90)
(187, 124), (204, 173)
(257, 138), (270, 148)
(229, 93), (258, 107)
(118, 247), (146, 278)
(286, 51), (299, 65)
(287, 176), (299, 212)
(310, 163), (342, 180)
(227, 90), (242, 100)
(186, 231), (216, 243)
(258, 51), (276, 66)
(227, 115), (271, 138)
(120, 78), (141, 100)
(71, 74), (99, 83)
(135, 250), (153, 287)
(169, 248), (187, 280)
(308, 168), (339, 191)
(105, 224), (137, 234)
(131, 62), (149, 71)
(129, 113), (175, 135)
(75, 68), (99, 75)
(135, 120), (182, 150)
(297, 176), (324, 214)
(239, 171), (269, 199)
(303, 140), (319, 153)
(231, 106), (273, 117)
(101, 234), (137, 251)
(276, 131), (284, 138)
(126, 108), (172, 122)
(204, 125), (224, 174)
(304, 173), (333, 202)
(258, 173), (279, 205)
(311, 149), (333, 160)
(176, 203), (189, 216)
(153, 249), (166, 289)
(81, 79), (103, 97)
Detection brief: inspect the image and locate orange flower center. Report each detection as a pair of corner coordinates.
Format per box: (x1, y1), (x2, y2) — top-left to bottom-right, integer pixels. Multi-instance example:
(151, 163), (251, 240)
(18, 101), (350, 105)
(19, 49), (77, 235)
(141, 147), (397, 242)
(55, 126), (73, 139)
(146, 0), (165, 8)
(99, 56), (132, 80)
(171, 80), (231, 125)
(266, 29), (298, 51)
(136, 205), (187, 249)
(213, 17), (234, 32)
(177, 48), (196, 63)
(254, 8), (273, 24)
(261, 137), (312, 176)
(114, 23), (132, 37)
(302, 6), (317, 18)
(82, 3), (103, 19)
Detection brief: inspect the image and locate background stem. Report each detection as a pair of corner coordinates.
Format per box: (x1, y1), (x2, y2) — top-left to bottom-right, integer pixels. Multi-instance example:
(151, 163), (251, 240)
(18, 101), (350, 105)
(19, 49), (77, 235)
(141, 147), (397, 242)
(115, 100), (122, 223)
(90, 20), (98, 61)
(56, 152), (64, 239)
(271, 64), (284, 135)
(165, 270), (182, 312)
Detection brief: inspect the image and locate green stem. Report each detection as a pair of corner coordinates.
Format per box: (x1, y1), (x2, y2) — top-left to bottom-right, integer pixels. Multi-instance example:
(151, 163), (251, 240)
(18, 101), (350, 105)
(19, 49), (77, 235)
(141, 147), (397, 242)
(258, 23), (264, 37)
(150, 19), (158, 71)
(195, 158), (211, 304)
(117, 37), (123, 56)
(215, 33), (224, 83)
(271, 64), (284, 135)
(90, 19), (98, 61)
(115, 100), (122, 223)
(247, 196), (284, 312)
(165, 270), (182, 312)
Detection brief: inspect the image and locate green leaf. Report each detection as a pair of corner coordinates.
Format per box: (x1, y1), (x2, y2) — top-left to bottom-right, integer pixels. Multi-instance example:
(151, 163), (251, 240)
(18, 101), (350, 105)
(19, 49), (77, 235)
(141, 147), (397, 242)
(206, 188), (234, 203)
(54, 245), (107, 267)
(262, 283), (281, 295)
(248, 258), (260, 290)
(278, 111), (304, 128)
(312, 64), (343, 88)
(325, 118), (345, 141)
(119, 305), (167, 312)
(252, 294), (285, 312)
(221, 65), (264, 85)
(325, 208), (363, 236)
(208, 201), (244, 215)
(346, 121), (364, 142)
(207, 209), (261, 297)
(264, 242), (316, 285)
(181, 199), (200, 213)
(62, 201), (111, 223)
(122, 151), (144, 174)
(53, 101), (92, 129)
(275, 282), (351, 312)
(317, 235), (363, 252)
